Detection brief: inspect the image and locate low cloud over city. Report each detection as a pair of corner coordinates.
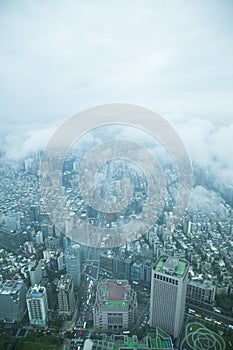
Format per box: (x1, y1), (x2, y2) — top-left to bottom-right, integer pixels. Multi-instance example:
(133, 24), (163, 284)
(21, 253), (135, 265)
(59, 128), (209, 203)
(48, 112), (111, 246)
(0, 1), (233, 347)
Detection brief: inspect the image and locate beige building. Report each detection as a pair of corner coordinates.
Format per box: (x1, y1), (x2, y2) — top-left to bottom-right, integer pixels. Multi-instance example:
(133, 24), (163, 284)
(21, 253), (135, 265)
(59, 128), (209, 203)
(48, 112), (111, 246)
(93, 279), (137, 330)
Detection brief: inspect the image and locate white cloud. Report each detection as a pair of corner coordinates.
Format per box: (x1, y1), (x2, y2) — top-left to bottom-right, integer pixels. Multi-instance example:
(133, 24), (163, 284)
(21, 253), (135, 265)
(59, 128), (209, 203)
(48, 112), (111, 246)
(0, 0), (232, 187)
(0, 0), (232, 123)
(189, 185), (225, 216)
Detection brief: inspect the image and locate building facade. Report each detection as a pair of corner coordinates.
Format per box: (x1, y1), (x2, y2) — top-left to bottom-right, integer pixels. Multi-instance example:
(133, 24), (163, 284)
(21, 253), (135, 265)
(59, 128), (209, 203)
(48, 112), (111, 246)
(0, 280), (27, 323)
(93, 279), (137, 330)
(65, 244), (81, 287)
(186, 279), (216, 305)
(29, 260), (42, 286)
(150, 256), (189, 338)
(57, 275), (75, 319)
(26, 285), (48, 327)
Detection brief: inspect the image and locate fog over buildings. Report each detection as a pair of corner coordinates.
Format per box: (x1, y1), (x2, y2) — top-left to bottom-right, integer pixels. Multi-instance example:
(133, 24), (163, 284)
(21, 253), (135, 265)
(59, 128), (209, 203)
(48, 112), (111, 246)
(0, 1), (233, 348)
(0, 0), (232, 184)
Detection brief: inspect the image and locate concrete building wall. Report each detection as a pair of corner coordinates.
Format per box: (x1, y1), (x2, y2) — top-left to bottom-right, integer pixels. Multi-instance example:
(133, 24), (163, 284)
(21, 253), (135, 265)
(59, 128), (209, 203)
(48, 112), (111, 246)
(150, 256), (189, 338)
(0, 280), (27, 322)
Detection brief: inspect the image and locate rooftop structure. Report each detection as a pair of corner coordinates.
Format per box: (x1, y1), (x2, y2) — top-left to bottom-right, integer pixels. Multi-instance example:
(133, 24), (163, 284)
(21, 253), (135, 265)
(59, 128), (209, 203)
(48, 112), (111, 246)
(154, 256), (187, 278)
(91, 329), (173, 350)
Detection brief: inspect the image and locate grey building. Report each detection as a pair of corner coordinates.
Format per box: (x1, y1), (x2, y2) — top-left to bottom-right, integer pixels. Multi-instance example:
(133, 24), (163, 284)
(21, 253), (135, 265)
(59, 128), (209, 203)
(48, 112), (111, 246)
(150, 256), (189, 338)
(93, 279), (137, 330)
(186, 279), (216, 305)
(29, 260), (42, 286)
(112, 257), (126, 278)
(0, 280), (27, 323)
(65, 244), (81, 287)
(130, 262), (141, 281)
(57, 275), (75, 319)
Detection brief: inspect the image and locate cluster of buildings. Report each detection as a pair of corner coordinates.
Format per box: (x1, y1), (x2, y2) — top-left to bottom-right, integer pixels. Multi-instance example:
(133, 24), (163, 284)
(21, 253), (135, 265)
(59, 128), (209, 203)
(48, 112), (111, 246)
(0, 153), (232, 344)
(0, 274), (76, 327)
(98, 209), (233, 309)
(92, 255), (189, 340)
(0, 251), (190, 341)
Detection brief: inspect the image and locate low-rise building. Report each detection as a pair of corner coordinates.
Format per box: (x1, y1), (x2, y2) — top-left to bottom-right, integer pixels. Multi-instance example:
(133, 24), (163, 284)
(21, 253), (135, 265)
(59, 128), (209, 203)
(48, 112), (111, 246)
(90, 329), (173, 350)
(186, 279), (216, 305)
(93, 279), (137, 330)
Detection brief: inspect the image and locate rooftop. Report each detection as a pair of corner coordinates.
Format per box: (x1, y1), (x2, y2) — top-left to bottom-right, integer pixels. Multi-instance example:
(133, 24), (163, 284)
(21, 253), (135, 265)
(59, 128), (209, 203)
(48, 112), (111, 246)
(0, 280), (24, 295)
(98, 280), (132, 302)
(92, 330), (173, 350)
(57, 274), (72, 291)
(103, 301), (128, 308)
(27, 285), (46, 298)
(154, 256), (187, 278)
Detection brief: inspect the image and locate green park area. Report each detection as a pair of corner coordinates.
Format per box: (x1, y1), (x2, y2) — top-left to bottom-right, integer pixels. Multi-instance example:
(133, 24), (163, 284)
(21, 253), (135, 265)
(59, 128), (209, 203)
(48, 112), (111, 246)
(180, 321), (233, 350)
(0, 333), (62, 350)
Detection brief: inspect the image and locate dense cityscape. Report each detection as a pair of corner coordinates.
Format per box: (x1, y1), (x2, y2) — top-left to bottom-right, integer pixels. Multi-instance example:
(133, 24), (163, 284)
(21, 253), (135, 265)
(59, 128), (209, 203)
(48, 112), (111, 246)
(0, 1), (233, 350)
(0, 150), (232, 350)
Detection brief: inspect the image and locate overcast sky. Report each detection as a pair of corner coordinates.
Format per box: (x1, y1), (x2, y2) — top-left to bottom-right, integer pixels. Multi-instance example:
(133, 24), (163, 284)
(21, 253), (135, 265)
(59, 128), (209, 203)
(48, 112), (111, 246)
(0, 0), (233, 184)
(0, 0), (233, 125)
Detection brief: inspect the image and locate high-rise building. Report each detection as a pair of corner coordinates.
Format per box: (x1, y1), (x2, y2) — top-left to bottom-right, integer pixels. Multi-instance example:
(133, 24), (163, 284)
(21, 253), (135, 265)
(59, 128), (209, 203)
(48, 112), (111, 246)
(0, 280), (27, 323)
(150, 256), (189, 338)
(29, 260), (42, 286)
(57, 252), (65, 271)
(35, 231), (43, 245)
(57, 275), (75, 320)
(93, 279), (137, 330)
(65, 244), (81, 287)
(26, 285), (48, 327)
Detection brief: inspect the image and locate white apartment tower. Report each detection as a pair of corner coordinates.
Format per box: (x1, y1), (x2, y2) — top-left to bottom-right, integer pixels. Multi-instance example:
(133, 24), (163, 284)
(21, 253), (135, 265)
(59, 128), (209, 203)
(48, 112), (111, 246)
(150, 256), (189, 338)
(26, 285), (48, 327)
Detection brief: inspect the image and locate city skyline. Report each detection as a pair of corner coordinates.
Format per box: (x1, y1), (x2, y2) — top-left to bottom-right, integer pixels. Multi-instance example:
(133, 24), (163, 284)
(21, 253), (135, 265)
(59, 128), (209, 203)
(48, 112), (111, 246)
(0, 1), (232, 161)
(0, 1), (233, 190)
(0, 1), (233, 349)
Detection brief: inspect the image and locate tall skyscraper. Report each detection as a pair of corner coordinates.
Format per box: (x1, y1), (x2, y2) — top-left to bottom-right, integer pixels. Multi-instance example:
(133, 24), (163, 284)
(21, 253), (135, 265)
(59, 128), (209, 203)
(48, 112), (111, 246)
(0, 280), (27, 323)
(57, 275), (75, 320)
(26, 285), (48, 327)
(65, 244), (81, 287)
(150, 256), (189, 338)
